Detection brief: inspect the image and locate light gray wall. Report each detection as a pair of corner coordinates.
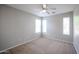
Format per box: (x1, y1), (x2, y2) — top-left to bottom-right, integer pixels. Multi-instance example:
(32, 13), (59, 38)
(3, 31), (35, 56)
(43, 12), (73, 43)
(73, 6), (79, 53)
(0, 5), (40, 51)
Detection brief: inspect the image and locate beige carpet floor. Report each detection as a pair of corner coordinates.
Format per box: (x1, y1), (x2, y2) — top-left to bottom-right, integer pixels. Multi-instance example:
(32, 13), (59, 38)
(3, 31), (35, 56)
(9, 38), (77, 54)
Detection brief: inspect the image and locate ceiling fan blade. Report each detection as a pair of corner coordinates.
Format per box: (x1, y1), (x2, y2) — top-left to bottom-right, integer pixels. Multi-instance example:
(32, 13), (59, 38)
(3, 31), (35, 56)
(50, 8), (56, 10)
(46, 11), (50, 14)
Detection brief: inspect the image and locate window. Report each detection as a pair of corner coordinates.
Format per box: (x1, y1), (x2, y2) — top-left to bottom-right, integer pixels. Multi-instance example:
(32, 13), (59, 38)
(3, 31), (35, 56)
(63, 17), (70, 35)
(35, 19), (41, 33)
(35, 19), (47, 33)
(42, 20), (47, 33)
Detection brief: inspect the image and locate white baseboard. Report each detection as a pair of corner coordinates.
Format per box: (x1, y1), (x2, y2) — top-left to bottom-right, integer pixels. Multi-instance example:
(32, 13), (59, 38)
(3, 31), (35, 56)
(0, 37), (40, 53)
(44, 37), (73, 45)
(0, 36), (73, 53)
(73, 43), (79, 54)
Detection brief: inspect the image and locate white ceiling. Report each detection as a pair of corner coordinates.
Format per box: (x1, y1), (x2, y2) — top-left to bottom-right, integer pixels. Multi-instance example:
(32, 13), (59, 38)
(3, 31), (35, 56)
(7, 4), (78, 17)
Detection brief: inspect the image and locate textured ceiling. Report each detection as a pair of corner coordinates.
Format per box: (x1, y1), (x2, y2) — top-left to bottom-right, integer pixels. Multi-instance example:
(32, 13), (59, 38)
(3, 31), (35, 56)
(7, 4), (78, 17)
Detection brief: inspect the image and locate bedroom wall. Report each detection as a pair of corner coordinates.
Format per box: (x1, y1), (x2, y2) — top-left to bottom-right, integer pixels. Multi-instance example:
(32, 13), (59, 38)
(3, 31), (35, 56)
(0, 5), (40, 51)
(73, 5), (79, 53)
(43, 12), (73, 43)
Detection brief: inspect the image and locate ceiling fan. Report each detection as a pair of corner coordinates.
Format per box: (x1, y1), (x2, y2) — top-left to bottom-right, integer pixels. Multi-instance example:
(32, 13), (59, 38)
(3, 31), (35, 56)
(40, 4), (56, 14)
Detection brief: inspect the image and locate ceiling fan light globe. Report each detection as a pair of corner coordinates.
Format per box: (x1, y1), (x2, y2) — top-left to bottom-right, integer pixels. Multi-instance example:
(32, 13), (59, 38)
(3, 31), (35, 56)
(42, 10), (46, 13)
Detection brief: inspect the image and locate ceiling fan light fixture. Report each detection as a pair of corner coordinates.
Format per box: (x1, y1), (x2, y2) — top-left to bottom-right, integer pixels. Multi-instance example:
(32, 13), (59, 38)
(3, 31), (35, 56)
(43, 4), (47, 8)
(42, 9), (46, 13)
